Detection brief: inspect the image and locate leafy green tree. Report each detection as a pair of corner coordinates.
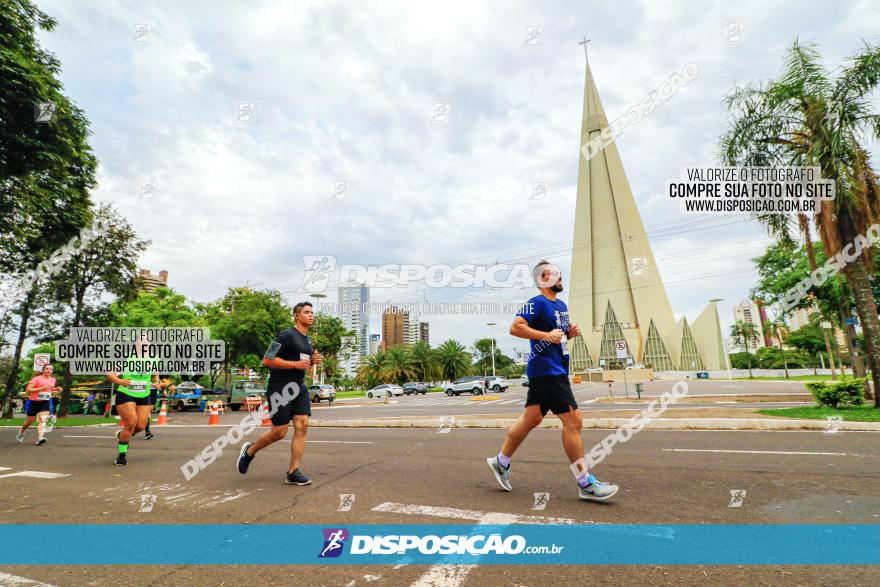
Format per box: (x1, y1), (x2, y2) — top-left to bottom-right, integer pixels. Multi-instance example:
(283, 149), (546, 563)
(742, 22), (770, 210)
(0, 1), (98, 417)
(31, 204), (147, 416)
(109, 287), (202, 327)
(720, 39), (880, 405)
(310, 313), (354, 382)
(763, 320), (791, 378)
(356, 350), (386, 388)
(435, 339), (472, 381)
(210, 288), (291, 377)
(472, 338), (514, 376)
(381, 346), (416, 384)
(409, 340), (439, 382)
(730, 320), (757, 378)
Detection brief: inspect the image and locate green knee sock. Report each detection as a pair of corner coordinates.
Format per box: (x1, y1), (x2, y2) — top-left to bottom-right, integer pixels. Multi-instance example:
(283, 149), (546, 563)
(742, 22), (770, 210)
(118, 441), (129, 455)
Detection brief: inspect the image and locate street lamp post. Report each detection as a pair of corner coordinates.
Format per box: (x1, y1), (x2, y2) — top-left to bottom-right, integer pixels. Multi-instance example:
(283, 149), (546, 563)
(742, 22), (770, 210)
(486, 322), (497, 378)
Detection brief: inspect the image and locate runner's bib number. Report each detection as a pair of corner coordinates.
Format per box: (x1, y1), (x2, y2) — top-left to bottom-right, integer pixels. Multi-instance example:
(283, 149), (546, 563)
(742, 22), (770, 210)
(38, 391), (52, 400)
(128, 382), (148, 393)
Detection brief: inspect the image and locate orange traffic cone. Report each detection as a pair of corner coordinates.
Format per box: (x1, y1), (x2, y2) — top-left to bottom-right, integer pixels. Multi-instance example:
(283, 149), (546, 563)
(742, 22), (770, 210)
(207, 401), (220, 426)
(260, 400), (272, 427)
(156, 399), (168, 426)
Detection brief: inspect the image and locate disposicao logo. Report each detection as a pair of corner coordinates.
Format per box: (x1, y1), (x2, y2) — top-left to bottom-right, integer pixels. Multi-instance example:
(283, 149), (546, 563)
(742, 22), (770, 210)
(319, 528), (349, 558)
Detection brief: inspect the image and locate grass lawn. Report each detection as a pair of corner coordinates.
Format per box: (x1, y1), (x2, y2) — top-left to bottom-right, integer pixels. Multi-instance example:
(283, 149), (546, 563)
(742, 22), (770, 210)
(0, 416), (117, 427)
(757, 405), (880, 421)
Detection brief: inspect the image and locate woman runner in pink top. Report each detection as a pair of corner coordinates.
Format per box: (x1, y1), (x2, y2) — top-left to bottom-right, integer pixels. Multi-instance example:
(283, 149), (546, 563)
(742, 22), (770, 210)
(17, 364), (62, 445)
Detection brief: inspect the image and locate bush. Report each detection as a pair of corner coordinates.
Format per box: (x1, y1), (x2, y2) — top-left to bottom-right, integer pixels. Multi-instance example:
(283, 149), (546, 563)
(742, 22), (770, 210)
(806, 377), (866, 408)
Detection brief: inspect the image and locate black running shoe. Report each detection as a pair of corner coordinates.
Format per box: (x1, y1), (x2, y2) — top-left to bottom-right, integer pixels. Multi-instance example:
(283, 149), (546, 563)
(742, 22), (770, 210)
(35, 438), (46, 446)
(237, 442), (254, 474)
(145, 431), (154, 440)
(285, 468), (312, 485)
(115, 454), (127, 466)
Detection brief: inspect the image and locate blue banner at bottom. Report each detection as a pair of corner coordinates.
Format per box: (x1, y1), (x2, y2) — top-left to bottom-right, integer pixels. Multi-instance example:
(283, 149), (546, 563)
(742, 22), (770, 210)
(1, 524), (877, 565)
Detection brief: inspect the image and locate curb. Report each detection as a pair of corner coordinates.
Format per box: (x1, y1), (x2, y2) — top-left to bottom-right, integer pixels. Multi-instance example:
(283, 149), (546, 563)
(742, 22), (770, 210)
(310, 417), (880, 432)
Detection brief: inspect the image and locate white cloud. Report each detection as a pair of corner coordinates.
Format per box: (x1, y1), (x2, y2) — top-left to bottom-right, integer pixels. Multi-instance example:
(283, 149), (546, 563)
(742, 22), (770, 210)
(35, 0), (880, 355)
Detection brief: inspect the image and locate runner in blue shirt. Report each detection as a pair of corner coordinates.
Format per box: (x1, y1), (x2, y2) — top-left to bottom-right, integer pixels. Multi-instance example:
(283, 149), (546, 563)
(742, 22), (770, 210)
(487, 260), (619, 501)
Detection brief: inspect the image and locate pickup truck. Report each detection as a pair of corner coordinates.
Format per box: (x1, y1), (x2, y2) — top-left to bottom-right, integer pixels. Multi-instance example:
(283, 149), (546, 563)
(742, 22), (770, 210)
(220, 379), (267, 411)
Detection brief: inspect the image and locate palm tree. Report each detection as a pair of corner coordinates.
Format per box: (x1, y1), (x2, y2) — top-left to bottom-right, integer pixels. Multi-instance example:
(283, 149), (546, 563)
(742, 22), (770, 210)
(435, 339), (472, 382)
(381, 346), (417, 384)
(764, 320), (790, 379)
(409, 340), (440, 382)
(355, 350), (385, 389)
(731, 320), (757, 378)
(720, 39), (880, 406)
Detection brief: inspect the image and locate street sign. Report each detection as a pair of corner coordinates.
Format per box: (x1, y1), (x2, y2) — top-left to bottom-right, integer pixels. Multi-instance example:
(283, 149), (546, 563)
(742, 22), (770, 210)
(845, 317), (858, 326)
(33, 353), (50, 372)
(614, 340), (627, 359)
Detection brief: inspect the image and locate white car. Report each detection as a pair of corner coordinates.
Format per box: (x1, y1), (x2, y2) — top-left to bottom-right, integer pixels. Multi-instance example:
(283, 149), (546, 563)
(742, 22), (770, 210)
(444, 376), (486, 396)
(482, 376), (510, 393)
(366, 384), (404, 398)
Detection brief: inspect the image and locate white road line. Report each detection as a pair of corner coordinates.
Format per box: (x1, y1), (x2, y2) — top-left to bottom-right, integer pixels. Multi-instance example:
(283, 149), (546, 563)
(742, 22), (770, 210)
(0, 467), (11, 471)
(0, 470), (69, 479)
(0, 572), (58, 586)
(663, 448), (875, 457)
(63, 435), (114, 439)
(372, 502), (579, 526)
(375, 502), (582, 587)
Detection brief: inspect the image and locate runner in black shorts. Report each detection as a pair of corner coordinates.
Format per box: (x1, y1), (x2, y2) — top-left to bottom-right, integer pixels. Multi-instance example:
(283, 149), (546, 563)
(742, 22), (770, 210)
(486, 260), (619, 502)
(236, 301), (322, 485)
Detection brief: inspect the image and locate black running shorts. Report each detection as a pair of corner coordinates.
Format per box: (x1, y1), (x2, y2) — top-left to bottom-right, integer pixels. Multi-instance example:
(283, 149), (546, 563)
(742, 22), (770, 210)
(115, 391), (153, 406)
(525, 375), (578, 416)
(267, 380), (310, 426)
(26, 400), (51, 416)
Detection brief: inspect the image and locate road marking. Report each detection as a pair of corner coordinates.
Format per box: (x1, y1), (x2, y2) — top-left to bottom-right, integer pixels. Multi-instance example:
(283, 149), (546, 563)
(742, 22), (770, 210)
(377, 502), (583, 587)
(663, 448), (876, 457)
(63, 435), (114, 439)
(372, 502), (579, 525)
(0, 467), (11, 471)
(0, 470), (69, 479)
(0, 572), (58, 586)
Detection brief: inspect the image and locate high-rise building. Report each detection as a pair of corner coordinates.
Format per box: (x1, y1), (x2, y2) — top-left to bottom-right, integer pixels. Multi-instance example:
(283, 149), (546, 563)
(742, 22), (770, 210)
(338, 284), (369, 375)
(382, 307), (406, 349)
(369, 334), (381, 355)
(137, 269), (168, 292)
(567, 49), (725, 372)
(419, 321), (430, 345)
(733, 300), (767, 351)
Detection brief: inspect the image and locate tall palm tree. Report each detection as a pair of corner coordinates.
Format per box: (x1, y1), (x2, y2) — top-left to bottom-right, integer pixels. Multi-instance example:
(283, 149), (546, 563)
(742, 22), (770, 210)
(764, 320), (790, 379)
(409, 340), (440, 382)
(355, 350), (385, 389)
(720, 39), (880, 405)
(731, 320), (757, 378)
(381, 346), (416, 384)
(435, 339), (472, 381)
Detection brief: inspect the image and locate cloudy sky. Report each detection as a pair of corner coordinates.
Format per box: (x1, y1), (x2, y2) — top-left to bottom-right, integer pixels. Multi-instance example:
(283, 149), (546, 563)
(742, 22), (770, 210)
(36, 0), (880, 356)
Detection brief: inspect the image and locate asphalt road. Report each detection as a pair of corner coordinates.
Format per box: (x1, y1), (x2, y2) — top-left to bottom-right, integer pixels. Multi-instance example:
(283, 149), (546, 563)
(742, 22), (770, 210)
(1, 415), (878, 586)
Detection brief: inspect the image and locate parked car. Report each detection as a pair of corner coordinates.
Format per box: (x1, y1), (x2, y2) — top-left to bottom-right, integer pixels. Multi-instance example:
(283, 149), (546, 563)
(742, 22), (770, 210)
(402, 382), (428, 395)
(444, 376), (486, 396)
(366, 384), (404, 398)
(521, 374), (529, 387)
(308, 383), (336, 403)
(482, 376), (510, 393)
